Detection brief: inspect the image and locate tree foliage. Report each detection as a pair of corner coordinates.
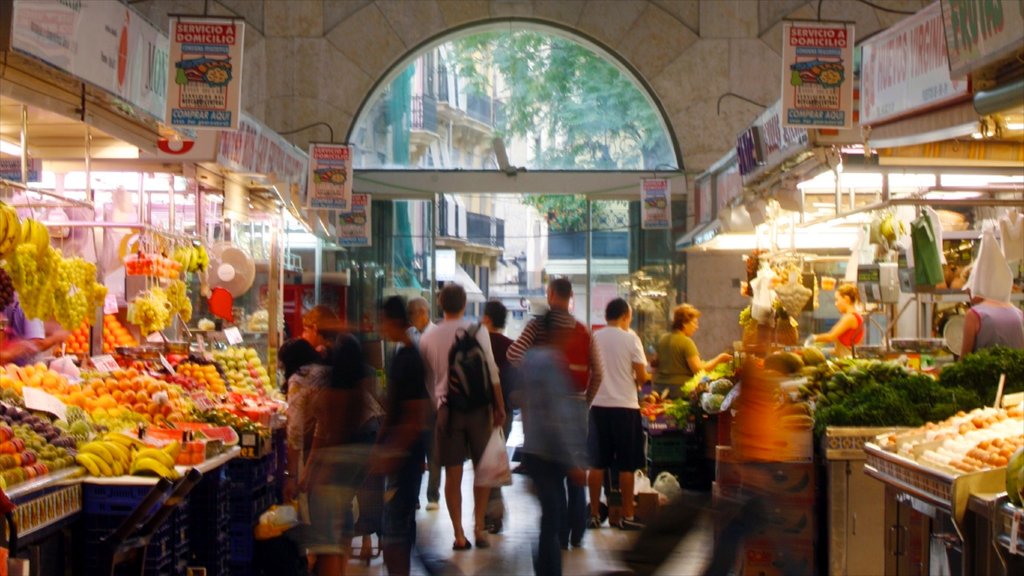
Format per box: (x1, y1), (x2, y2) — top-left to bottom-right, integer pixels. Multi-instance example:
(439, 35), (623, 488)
(449, 31), (674, 171)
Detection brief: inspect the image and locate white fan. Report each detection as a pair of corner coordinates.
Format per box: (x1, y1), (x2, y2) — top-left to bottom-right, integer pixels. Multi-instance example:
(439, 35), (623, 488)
(207, 241), (256, 297)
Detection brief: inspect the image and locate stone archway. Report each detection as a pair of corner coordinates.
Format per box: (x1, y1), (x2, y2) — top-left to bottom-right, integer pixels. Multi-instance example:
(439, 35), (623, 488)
(133, 0), (931, 174)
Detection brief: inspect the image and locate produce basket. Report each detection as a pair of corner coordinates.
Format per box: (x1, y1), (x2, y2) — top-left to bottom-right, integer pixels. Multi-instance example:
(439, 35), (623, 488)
(823, 427), (907, 461)
(864, 441), (1005, 536)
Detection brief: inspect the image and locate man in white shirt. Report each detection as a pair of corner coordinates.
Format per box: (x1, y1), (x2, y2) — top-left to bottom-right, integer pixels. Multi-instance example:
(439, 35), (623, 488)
(418, 284), (507, 550)
(406, 296), (442, 509)
(589, 298), (649, 530)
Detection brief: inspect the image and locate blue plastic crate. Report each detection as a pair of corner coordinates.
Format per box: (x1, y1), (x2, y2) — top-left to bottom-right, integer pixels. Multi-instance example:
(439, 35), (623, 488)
(84, 483), (165, 516)
(228, 484), (271, 523)
(226, 455), (274, 488)
(229, 521), (255, 563)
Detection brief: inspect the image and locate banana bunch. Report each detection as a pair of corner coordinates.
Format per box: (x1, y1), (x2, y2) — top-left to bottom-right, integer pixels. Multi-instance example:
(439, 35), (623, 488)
(20, 219), (50, 256)
(173, 245), (209, 274)
(131, 440), (181, 480)
(0, 203), (22, 259)
(75, 436), (135, 477)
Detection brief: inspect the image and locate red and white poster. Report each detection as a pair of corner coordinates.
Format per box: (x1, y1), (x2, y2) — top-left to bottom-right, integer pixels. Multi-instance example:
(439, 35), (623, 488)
(166, 16), (244, 130)
(781, 21), (855, 129)
(641, 178), (671, 230)
(338, 194), (372, 247)
(307, 144), (353, 211)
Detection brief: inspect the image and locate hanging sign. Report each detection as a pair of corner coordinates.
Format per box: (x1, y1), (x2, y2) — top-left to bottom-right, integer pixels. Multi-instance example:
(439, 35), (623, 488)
(337, 194), (372, 247)
(861, 2), (970, 126)
(640, 178), (671, 230)
(695, 176), (713, 224)
(941, 0), (1024, 79)
(9, 0), (169, 120)
(216, 113), (308, 197)
(781, 21), (855, 129)
(166, 16), (244, 130)
(307, 144), (353, 211)
(0, 158), (41, 182)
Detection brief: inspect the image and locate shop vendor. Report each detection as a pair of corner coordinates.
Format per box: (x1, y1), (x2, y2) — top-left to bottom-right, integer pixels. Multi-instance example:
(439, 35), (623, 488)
(1, 296), (69, 365)
(653, 304), (732, 399)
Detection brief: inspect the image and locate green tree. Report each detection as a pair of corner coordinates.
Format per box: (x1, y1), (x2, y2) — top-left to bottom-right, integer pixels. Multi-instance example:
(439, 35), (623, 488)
(451, 31), (672, 231)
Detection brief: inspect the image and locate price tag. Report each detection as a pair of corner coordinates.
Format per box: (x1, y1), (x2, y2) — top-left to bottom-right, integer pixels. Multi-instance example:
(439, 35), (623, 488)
(91, 355), (121, 373)
(1011, 508), (1022, 556)
(103, 294), (119, 315)
(146, 332), (165, 343)
(224, 327), (243, 345)
(190, 391), (215, 411)
(22, 387), (67, 421)
(159, 354), (176, 374)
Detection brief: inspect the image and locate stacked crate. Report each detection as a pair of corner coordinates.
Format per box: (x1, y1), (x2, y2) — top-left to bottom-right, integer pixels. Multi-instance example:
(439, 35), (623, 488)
(81, 484), (186, 576)
(225, 453), (276, 575)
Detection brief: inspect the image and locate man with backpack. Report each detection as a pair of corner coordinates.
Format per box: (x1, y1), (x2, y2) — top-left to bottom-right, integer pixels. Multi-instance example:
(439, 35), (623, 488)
(418, 283), (507, 551)
(508, 277), (603, 549)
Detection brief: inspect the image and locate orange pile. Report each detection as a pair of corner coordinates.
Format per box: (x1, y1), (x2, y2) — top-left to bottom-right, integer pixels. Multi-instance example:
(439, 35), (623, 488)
(60, 368), (187, 424)
(60, 324), (91, 356)
(102, 314), (137, 353)
(175, 363), (228, 394)
(0, 363), (76, 396)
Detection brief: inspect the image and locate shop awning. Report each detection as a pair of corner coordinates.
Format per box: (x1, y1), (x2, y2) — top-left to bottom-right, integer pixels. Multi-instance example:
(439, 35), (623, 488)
(454, 265), (486, 303)
(675, 219), (721, 250)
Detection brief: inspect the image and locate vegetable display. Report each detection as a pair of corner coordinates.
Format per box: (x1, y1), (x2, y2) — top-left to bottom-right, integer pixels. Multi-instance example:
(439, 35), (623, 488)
(936, 346), (1024, 402)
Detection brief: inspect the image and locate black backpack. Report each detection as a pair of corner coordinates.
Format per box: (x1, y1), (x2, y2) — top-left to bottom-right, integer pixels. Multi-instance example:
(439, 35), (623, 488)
(447, 324), (493, 410)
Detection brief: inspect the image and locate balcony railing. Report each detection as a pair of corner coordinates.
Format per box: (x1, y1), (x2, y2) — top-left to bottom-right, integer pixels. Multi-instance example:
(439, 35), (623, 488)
(549, 231), (629, 259)
(467, 212), (505, 249)
(411, 94), (437, 133)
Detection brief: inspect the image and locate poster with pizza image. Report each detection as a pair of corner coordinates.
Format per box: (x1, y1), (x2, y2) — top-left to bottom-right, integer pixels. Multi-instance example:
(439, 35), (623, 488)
(167, 16), (244, 130)
(337, 194), (372, 247)
(781, 21), (854, 129)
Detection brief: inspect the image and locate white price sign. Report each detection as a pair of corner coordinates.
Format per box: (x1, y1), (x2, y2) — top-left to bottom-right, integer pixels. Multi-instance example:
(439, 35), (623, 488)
(159, 354), (176, 374)
(91, 355), (121, 373)
(104, 294), (119, 315)
(224, 327), (243, 345)
(22, 387), (67, 421)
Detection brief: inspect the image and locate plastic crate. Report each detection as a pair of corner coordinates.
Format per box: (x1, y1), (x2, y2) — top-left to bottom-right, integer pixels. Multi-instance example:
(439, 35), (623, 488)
(229, 521), (255, 563)
(229, 484), (272, 523)
(84, 484), (164, 516)
(226, 455), (274, 489)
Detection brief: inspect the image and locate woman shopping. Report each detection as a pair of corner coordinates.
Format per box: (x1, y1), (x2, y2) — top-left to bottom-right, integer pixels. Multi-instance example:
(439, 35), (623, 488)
(653, 304), (732, 399)
(812, 284), (864, 357)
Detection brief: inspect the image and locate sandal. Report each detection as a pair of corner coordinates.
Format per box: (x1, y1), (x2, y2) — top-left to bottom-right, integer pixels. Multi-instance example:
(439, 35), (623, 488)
(452, 539), (472, 551)
(474, 531), (490, 549)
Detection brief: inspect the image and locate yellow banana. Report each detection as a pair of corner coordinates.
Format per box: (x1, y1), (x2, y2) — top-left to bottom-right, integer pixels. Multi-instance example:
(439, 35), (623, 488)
(135, 448), (175, 469)
(162, 441), (181, 461)
(104, 441), (130, 465)
(75, 453), (101, 476)
(93, 455), (113, 476)
(105, 432), (144, 449)
(80, 442), (115, 465)
(132, 457), (179, 480)
(112, 460), (125, 476)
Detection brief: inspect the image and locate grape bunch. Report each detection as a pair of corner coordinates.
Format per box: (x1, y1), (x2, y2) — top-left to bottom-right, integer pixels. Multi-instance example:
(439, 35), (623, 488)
(166, 280), (192, 323)
(52, 258), (107, 330)
(127, 287), (171, 335)
(8, 244), (61, 321)
(0, 268), (15, 310)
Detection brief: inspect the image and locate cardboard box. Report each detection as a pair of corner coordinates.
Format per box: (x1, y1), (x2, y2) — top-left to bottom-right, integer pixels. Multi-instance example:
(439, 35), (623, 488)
(715, 461), (815, 502)
(742, 543), (815, 576)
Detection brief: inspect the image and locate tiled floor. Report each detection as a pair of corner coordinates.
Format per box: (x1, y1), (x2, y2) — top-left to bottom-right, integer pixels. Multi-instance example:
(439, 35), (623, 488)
(344, 419), (714, 576)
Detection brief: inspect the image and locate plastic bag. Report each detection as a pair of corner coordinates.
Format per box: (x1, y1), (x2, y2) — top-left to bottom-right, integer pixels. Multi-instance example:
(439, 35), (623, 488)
(652, 471), (682, 502)
(475, 428), (512, 487)
(634, 470), (656, 495)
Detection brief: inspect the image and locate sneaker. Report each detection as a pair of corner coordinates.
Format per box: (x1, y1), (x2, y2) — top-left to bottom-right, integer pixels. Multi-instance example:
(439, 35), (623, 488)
(617, 517), (645, 531)
(426, 501), (440, 511)
(587, 515), (602, 529)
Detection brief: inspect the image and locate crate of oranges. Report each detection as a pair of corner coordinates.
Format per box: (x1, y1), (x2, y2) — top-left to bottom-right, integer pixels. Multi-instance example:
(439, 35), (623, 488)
(102, 314), (138, 353)
(57, 324), (91, 356)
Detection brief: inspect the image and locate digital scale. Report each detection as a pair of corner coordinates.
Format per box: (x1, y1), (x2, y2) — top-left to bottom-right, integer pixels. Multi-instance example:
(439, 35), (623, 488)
(858, 262), (901, 304)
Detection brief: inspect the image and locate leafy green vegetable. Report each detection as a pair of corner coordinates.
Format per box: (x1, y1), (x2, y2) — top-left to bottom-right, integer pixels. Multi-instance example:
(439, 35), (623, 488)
(938, 346), (1024, 403)
(663, 399), (693, 423)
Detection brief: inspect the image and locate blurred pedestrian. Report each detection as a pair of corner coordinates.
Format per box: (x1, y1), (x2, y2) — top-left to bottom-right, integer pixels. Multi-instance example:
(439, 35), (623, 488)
(418, 284), (507, 550)
(373, 297), (430, 575)
(301, 305), (339, 356)
(280, 338), (331, 504)
(408, 296), (442, 511)
(482, 300), (515, 534)
(653, 304), (731, 399)
(508, 278), (602, 549)
(520, 314), (589, 576)
(298, 315), (370, 576)
(588, 299), (649, 531)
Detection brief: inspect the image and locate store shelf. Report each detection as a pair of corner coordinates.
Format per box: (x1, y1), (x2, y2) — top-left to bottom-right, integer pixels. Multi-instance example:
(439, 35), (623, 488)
(7, 466), (82, 500)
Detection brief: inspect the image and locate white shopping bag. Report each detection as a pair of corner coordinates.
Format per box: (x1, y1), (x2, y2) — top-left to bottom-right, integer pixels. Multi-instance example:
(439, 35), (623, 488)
(475, 428), (512, 487)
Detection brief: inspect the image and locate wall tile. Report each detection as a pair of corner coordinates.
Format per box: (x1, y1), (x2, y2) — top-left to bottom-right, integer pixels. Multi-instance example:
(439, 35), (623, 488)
(650, 0), (699, 34)
(294, 38), (324, 99)
(532, 0), (585, 27)
(264, 37), (295, 98)
(323, 0), (372, 34)
(437, 0), (492, 27)
(618, 3), (698, 81)
(318, 44), (372, 116)
(729, 38), (781, 107)
(490, 0), (534, 18)
(700, 0), (757, 38)
(377, 0), (448, 48)
(220, 0), (265, 33)
(265, 0), (324, 37)
(327, 4), (407, 78)
(576, 0), (647, 48)
(651, 39), (729, 117)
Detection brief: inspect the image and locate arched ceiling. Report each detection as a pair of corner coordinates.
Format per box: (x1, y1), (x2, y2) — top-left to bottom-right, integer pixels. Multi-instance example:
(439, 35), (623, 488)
(134, 0), (932, 175)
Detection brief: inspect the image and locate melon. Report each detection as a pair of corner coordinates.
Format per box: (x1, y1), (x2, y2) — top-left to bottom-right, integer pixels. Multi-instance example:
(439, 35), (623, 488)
(1008, 446), (1024, 507)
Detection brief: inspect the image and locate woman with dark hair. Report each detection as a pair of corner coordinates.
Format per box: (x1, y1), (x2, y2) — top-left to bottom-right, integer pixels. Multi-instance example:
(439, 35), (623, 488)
(653, 304), (732, 399)
(280, 338), (331, 504)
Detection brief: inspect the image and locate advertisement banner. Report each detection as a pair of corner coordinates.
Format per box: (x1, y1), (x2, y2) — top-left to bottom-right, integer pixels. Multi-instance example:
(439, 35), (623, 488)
(781, 21), (854, 129)
(861, 2), (970, 126)
(307, 144), (353, 211)
(716, 161), (742, 214)
(216, 113), (308, 201)
(0, 158), (41, 182)
(696, 176), (713, 224)
(337, 194), (372, 247)
(10, 0), (169, 120)
(640, 178), (671, 230)
(941, 0), (1024, 79)
(167, 16), (244, 130)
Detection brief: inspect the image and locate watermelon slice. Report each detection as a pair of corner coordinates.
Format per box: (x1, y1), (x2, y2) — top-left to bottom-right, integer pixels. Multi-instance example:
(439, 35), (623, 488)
(149, 424), (239, 446)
